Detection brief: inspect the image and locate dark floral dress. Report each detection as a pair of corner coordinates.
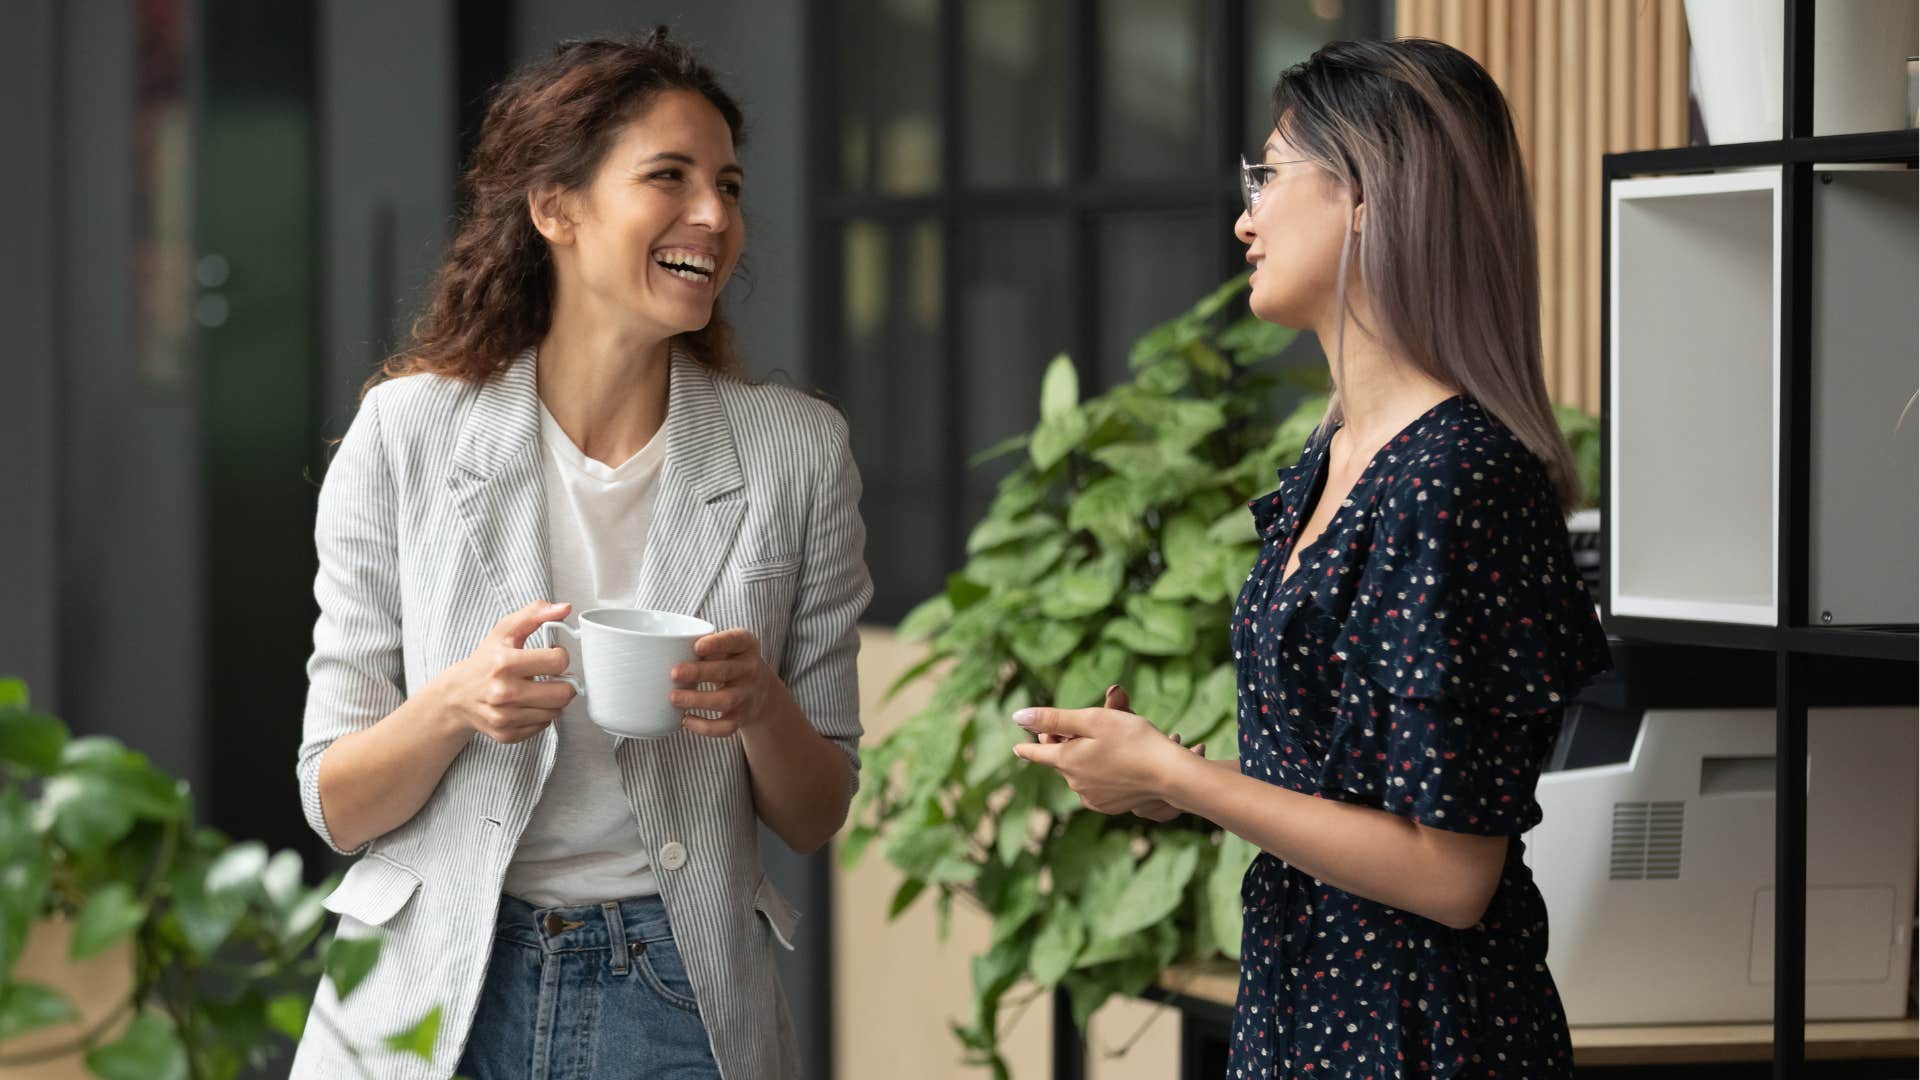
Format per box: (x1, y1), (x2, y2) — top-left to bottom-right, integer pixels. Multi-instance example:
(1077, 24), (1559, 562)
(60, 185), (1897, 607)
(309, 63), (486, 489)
(1226, 395), (1612, 1079)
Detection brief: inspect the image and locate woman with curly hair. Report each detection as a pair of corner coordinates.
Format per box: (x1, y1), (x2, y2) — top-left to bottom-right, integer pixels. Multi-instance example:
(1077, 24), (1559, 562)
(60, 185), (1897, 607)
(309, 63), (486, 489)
(293, 30), (869, 1079)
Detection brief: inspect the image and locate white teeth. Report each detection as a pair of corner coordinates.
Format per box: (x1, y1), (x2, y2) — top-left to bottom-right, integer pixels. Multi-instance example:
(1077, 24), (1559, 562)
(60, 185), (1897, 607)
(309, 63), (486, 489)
(656, 250), (716, 273)
(663, 266), (708, 284)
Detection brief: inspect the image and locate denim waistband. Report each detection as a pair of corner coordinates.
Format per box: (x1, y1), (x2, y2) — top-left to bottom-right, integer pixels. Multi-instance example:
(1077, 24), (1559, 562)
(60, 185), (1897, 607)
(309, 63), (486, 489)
(494, 892), (676, 954)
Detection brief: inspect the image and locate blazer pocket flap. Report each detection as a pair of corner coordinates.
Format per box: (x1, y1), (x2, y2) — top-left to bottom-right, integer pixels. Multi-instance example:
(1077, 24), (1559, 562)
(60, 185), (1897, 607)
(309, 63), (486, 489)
(737, 554), (802, 584)
(323, 854), (423, 927)
(753, 874), (800, 951)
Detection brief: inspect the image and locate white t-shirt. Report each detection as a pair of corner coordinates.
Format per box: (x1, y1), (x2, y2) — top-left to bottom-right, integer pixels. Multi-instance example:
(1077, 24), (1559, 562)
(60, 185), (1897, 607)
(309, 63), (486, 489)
(502, 401), (666, 907)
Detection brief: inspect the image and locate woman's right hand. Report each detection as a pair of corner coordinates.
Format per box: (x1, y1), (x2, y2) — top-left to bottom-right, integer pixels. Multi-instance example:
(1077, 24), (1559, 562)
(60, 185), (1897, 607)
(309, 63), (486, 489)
(431, 600), (577, 744)
(1039, 685), (1203, 821)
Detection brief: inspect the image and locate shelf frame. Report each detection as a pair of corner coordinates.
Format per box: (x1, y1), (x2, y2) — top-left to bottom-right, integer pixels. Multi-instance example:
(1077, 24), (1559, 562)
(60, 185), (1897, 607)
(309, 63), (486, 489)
(1597, 3), (1919, 1078)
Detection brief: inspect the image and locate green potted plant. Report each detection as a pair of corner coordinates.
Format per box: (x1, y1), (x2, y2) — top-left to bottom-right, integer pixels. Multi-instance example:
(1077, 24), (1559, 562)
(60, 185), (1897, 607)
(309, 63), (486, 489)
(843, 274), (1608, 1075)
(842, 275), (1319, 1075)
(0, 679), (438, 1079)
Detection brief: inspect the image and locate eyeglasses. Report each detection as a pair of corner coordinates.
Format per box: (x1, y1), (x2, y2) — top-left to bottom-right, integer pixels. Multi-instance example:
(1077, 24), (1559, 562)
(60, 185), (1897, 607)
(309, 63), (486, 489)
(1240, 155), (1312, 213)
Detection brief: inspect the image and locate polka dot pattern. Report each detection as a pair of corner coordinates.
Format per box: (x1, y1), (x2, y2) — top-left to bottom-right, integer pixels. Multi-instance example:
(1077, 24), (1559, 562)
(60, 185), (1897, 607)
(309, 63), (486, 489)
(1225, 396), (1612, 1079)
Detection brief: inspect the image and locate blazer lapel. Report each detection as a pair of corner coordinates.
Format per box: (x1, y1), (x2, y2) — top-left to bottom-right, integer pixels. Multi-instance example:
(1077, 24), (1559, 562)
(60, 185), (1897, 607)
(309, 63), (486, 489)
(631, 351), (748, 620)
(446, 349), (552, 614)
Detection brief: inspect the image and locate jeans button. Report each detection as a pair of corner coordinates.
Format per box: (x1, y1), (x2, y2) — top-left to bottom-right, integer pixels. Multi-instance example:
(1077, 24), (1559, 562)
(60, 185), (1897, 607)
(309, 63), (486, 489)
(543, 913), (565, 936)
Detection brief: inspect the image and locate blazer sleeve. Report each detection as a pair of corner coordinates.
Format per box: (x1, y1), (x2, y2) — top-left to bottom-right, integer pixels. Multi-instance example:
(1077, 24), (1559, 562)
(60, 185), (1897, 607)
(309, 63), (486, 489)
(297, 387), (407, 855)
(778, 409), (875, 797)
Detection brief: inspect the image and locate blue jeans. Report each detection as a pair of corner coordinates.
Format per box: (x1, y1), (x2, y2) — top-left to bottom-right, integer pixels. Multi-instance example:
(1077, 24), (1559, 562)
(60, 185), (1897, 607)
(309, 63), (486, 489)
(456, 893), (722, 1080)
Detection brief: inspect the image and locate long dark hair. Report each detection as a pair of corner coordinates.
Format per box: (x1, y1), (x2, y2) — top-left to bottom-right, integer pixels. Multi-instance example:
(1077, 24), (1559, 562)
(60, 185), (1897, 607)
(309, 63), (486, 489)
(1272, 38), (1582, 512)
(368, 29), (746, 395)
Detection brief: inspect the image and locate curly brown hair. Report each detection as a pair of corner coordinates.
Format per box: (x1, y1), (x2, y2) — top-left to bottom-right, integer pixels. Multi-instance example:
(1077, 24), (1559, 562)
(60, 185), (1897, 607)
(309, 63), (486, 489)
(367, 29), (746, 396)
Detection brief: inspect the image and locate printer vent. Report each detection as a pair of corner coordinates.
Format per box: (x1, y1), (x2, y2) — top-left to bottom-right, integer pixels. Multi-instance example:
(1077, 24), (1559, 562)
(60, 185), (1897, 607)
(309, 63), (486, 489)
(1609, 800), (1685, 880)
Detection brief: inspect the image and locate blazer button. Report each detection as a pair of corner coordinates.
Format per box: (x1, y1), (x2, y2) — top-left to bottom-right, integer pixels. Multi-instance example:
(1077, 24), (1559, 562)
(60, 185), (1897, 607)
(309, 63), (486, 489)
(658, 841), (688, 871)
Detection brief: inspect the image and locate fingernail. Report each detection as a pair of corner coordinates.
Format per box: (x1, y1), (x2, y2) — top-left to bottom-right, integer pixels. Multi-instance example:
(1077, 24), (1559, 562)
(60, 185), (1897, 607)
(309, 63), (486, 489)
(1011, 709), (1037, 728)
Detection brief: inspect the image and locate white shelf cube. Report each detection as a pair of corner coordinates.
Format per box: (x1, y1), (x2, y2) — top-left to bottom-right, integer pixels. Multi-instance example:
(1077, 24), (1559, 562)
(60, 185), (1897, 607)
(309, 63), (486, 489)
(1610, 170), (1782, 626)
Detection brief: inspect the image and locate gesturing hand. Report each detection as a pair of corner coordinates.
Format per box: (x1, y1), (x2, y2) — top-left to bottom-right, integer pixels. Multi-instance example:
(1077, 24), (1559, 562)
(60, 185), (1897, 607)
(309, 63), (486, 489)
(669, 629), (775, 738)
(1009, 686), (1195, 817)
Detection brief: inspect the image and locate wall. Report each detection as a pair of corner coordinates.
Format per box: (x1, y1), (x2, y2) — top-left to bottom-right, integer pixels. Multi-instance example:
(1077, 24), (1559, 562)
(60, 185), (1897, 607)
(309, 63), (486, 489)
(0, 0), (60, 711)
(318, 0), (458, 434)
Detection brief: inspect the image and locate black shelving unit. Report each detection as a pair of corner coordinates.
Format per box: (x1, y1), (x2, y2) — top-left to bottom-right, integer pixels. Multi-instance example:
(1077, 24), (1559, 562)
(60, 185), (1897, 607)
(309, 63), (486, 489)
(1598, 2), (1918, 1077)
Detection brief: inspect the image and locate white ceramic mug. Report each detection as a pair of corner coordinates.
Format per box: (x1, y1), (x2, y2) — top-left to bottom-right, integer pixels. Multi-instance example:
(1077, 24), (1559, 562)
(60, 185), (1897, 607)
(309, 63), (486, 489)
(535, 608), (715, 739)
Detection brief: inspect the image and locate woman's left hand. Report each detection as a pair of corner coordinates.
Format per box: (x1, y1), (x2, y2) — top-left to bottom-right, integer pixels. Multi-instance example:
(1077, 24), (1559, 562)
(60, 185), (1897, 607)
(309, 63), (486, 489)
(1010, 706), (1192, 815)
(670, 629), (775, 738)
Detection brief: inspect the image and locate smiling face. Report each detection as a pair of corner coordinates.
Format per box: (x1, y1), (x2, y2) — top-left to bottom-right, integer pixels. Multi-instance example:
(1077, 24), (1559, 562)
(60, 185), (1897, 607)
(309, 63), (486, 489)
(1233, 126), (1361, 330)
(535, 89), (745, 340)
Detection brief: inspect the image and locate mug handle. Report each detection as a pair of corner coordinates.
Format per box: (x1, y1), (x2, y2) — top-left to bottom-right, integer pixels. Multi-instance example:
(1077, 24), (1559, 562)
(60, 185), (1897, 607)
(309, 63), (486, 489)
(533, 620), (585, 695)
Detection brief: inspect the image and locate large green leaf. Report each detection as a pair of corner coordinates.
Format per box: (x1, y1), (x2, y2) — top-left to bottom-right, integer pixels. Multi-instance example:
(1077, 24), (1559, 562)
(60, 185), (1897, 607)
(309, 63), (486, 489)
(0, 679), (27, 711)
(1038, 353), (1079, 419)
(1215, 313), (1298, 366)
(1008, 619), (1083, 672)
(1170, 662), (1237, 745)
(37, 774), (137, 852)
(1100, 596), (1196, 657)
(0, 709), (67, 775)
(325, 934), (383, 1001)
(261, 849), (304, 911)
(1189, 273), (1250, 321)
(966, 708), (1028, 788)
(1208, 833), (1259, 959)
(70, 882), (147, 959)
(205, 840), (268, 898)
(0, 981), (76, 1040)
(266, 993), (309, 1041)
(964, 534), (1069, 588)
(887, 877), (927, 920)
(385, 1006), (443, 1061)
(1128, 661), (1195, 730)
(1065, 475), (1148, 549)
(1088, 837), (1202, 942)
(52, 738), (186, 824)
(896, 595), (953, 642)
(966, 512), (1064, 555)
(85, 1011), (187, 1080)
(1038, 558), (1123, 620)
(883, 818), (976, 884)
(1029, 413), (1088, 473)
(993, 779), (1037, 865)
(169, 862), (247, 958)
(1027, 902), (1085, 986)
(1045, 816), (1121, 896)
(1054, 643), (1128, 711)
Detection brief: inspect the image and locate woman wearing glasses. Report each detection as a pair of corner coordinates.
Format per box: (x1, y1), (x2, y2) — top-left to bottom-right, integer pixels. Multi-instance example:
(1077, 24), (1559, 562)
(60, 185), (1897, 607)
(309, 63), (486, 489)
(1012, 39), (1610, 1078)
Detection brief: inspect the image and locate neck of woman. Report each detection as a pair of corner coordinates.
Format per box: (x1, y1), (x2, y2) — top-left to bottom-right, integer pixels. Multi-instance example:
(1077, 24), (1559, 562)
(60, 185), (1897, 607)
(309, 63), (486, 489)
(535, 305), (674, 467)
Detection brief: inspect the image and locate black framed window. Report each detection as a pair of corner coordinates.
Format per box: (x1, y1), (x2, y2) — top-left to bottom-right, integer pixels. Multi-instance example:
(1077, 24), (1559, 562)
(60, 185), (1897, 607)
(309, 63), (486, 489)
(809, 0), (1383, 622)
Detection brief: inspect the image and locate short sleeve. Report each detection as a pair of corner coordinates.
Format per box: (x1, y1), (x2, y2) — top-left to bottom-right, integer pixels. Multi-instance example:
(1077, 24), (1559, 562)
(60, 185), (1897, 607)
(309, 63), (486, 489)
(1319, 439), (1612, 834)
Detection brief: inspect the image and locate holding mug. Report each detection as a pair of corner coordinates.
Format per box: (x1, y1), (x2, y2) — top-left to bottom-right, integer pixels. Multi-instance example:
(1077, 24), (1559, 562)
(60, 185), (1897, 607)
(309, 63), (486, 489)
(536, 607), (716, 739)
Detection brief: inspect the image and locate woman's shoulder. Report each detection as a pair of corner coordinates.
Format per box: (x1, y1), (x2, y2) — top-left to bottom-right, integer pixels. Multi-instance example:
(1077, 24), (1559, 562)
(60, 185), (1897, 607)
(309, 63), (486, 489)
(710, 373), (852, 464)
(1376, 396), (1551, 514)
(361, 369), (482, 431)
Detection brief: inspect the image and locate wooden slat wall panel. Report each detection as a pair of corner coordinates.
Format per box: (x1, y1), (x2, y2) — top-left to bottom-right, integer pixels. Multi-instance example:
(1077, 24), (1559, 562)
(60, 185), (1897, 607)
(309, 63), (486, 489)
(1390, 1), (1691, 412)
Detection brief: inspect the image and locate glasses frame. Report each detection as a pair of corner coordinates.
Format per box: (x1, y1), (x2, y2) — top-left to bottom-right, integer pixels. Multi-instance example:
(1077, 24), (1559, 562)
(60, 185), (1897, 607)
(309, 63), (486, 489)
(1240, 155), (1313, 213)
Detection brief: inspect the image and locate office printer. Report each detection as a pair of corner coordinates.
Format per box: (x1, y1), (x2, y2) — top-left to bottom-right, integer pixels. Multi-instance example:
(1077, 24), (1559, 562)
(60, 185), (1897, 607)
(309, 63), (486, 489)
(1523, 641), (1917, 1025)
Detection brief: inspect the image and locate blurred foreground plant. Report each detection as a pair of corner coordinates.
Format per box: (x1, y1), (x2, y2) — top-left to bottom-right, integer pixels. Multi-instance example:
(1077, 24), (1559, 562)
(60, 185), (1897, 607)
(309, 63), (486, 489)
(0, 678), (438, 1080)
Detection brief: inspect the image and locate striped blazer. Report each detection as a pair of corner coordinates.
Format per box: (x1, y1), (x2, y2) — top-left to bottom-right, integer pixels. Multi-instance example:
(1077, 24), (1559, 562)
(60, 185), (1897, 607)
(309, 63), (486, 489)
(290, 349), (871, 1079)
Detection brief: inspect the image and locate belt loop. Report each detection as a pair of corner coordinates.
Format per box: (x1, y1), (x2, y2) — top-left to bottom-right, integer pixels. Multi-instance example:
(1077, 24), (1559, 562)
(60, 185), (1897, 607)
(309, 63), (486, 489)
(603, 901), (629, 975)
